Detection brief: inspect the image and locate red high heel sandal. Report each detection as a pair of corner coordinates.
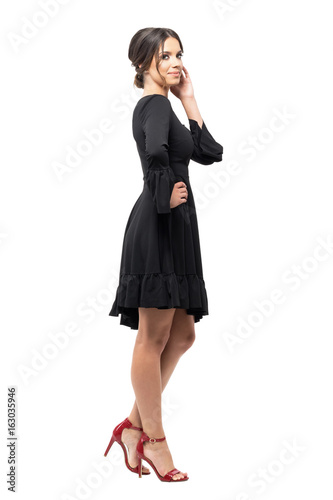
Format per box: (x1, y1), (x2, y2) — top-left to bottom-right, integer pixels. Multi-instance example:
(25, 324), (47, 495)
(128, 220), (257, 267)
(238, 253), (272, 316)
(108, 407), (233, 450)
(136, 431), (189, 482)
(104, 417), (150, 475)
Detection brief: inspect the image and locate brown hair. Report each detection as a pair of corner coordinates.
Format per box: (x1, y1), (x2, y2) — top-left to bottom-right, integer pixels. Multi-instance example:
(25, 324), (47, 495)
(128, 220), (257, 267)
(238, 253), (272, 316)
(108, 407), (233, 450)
(128, 27), (184, 89)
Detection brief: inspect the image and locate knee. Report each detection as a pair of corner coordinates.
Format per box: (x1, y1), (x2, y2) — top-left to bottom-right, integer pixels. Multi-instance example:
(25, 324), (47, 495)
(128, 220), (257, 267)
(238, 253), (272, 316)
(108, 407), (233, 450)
(136, 326), (171, 353)
(173, 329), (196, 352)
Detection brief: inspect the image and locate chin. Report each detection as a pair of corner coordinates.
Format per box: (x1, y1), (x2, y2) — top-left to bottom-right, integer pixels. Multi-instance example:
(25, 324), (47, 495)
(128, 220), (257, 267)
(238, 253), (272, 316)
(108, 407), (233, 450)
(167, 77), (180, 83)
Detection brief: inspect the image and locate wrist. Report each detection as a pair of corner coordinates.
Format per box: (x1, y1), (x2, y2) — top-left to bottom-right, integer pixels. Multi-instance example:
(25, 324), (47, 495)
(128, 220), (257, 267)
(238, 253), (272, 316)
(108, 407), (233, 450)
(180, 95), (196, 103)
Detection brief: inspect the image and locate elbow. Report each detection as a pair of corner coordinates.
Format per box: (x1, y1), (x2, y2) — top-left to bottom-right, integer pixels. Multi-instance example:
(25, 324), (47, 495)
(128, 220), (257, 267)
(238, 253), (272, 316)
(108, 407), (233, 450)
(145, 145), (169, 167)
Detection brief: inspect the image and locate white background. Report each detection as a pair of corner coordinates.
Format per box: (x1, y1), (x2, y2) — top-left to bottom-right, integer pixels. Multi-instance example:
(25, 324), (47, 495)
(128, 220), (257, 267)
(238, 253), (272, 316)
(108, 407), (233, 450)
(1, 0), (333, 498)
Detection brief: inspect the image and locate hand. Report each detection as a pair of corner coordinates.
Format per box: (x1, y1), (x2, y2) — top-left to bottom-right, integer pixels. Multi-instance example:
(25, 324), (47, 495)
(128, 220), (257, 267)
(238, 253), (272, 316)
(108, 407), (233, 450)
(170, 181), (188, 209)
(170, 66), (195, 101)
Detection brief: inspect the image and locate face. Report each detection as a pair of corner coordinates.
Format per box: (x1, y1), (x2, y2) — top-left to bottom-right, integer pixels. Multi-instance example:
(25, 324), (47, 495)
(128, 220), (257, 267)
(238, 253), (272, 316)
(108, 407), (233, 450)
(145, 37), (183, 88)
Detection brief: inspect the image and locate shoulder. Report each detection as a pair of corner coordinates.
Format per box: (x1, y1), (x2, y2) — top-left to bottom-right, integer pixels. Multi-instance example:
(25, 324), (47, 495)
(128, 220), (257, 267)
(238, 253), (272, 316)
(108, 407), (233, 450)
(136, 94), (172, 119)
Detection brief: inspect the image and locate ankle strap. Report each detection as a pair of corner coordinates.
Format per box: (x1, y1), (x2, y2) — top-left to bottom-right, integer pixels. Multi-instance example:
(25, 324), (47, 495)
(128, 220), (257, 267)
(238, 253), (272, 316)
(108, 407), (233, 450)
(148, 436), (165, 444)
(142, 431), (166, 444)
(130, 425), (143, 431)
(125, 417), (143, 432)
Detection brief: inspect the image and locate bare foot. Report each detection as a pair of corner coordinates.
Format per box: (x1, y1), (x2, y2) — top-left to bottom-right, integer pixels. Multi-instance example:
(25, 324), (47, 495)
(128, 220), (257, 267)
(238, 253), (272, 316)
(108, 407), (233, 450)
(142, 438), (188, 481)
(121, 428), (150, 474)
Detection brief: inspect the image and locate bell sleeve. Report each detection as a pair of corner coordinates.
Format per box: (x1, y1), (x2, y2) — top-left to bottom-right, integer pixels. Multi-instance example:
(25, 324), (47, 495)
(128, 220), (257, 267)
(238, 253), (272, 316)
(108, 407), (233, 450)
(140, 95), (176, 214)
(189, 118), (223, 165)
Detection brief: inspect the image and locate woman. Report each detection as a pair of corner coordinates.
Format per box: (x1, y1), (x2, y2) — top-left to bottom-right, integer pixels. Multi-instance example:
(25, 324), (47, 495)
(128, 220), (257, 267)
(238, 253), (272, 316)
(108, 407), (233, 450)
(104, 27), (223, 482)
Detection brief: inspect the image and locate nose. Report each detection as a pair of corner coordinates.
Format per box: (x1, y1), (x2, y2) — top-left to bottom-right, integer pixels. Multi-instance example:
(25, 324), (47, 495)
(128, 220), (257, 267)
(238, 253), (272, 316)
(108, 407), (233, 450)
(170, 56), (181, 67)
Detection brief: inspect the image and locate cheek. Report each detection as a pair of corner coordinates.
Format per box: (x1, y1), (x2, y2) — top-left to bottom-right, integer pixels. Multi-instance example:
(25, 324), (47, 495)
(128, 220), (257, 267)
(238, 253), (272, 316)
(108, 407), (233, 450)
(158, 61), (169, 73)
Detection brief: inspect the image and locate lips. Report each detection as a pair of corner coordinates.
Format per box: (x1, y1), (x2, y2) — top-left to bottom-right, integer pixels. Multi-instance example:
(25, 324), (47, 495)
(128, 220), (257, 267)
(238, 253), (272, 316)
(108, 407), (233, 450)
(168, 72), (180, 75)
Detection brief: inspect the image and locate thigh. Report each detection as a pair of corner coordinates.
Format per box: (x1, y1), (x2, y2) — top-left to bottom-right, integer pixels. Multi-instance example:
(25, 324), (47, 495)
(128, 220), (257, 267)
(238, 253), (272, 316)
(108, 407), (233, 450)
(138, 307), (176, 336)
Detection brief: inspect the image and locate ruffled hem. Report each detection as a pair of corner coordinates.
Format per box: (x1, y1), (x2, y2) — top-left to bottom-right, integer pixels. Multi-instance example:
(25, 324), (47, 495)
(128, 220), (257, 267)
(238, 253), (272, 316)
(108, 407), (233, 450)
(109, 272), (208, 330)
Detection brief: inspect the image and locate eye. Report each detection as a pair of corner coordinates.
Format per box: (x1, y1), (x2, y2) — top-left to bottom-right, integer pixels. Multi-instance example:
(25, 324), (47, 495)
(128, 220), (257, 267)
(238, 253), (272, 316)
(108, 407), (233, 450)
(161, 53), (183, 59)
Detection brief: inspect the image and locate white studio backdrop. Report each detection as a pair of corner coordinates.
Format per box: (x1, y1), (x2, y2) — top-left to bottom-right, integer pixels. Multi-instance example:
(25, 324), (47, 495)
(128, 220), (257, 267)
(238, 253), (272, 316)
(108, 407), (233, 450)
(1, 0), (333, 499)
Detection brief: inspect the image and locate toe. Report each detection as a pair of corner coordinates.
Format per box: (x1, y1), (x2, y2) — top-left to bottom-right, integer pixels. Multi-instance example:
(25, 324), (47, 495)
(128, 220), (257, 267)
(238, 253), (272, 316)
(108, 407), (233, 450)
(172, 473), (183, 480)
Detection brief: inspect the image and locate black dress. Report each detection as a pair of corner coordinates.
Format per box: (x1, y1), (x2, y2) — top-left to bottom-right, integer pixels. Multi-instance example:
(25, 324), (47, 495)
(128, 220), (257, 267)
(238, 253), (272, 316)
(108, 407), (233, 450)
(109, 94), (223, 330)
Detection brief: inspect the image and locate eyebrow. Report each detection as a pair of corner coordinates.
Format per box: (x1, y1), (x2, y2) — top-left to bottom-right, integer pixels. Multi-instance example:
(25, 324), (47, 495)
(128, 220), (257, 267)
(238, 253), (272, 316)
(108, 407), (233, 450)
(159, 50), (183, 54)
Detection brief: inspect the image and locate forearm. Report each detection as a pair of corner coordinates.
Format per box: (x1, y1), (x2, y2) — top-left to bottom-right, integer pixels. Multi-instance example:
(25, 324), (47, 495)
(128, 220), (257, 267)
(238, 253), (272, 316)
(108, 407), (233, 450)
(180, 96), (203, 129)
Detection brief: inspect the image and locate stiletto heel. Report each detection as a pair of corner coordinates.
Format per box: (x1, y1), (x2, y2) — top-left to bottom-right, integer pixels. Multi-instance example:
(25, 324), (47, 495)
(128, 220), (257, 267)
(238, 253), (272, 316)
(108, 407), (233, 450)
(136, 431), (189, 482)
(138, 456), (142, 478)
(104, 417), (150, 475)
(104, 433), (116, 457)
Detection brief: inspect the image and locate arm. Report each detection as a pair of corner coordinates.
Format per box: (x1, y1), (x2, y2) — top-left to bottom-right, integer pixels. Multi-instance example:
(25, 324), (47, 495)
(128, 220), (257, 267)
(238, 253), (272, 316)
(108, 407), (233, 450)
(171, 66), (223, 164)
(139, 95), (176, 214)
(180, 96), (203, 129)
(182, 96), (223, 165)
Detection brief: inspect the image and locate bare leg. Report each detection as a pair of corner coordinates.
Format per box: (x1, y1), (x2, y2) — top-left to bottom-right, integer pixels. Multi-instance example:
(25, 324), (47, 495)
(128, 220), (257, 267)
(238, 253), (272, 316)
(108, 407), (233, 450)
(123, 308), (195, 480)
(127, 308), (195, 424)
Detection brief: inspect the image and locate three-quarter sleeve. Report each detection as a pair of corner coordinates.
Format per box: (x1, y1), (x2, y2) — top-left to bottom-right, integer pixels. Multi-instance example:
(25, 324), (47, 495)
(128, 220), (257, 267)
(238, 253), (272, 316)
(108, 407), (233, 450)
(189, 118), (223, 165)
(140, 96), (176, 214)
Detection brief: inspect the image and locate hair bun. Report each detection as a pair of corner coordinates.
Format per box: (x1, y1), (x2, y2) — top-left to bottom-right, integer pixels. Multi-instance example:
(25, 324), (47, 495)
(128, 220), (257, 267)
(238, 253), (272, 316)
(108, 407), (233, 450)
(134, 72), (144, 89)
